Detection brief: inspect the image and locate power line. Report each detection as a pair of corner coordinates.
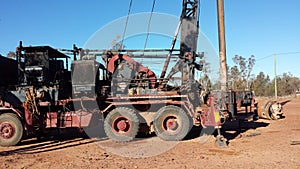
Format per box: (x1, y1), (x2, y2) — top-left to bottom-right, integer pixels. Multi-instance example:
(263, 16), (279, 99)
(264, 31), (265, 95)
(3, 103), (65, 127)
(275, 51), (300, 55)
(256, 54), (273, 61)
(256, 51), (300, 61)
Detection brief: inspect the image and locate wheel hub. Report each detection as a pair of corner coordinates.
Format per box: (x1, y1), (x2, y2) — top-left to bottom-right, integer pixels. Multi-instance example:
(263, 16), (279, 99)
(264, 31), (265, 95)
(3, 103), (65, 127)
(112, 116), (131, 133)
(166, 119), (178, 130)
(117, 120), (128, 131)
(0, 122), (15, 139)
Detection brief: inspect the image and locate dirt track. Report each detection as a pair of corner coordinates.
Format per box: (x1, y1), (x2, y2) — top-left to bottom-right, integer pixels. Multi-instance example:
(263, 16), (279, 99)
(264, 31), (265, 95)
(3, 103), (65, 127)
(1, 98), (299, 169)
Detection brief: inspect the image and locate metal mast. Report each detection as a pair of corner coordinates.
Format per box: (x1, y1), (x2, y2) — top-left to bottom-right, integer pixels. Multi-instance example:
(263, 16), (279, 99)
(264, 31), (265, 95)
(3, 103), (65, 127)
(180, 0), (199, 56)
(160, 0), (199, 82)
(180, 0), (199, 82)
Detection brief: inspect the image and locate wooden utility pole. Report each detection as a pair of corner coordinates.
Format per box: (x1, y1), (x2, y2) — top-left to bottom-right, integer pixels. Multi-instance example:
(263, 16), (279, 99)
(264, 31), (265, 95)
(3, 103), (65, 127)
(274, 54), (278, 100)
(217, 0), (228, 91)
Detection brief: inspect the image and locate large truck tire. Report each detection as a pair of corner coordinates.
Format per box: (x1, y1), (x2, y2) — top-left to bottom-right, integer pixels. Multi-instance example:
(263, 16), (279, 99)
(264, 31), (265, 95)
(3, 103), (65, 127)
(153, 105), (192, 141)
(0, 113), (23, 146)
(104, 107), (139, 142)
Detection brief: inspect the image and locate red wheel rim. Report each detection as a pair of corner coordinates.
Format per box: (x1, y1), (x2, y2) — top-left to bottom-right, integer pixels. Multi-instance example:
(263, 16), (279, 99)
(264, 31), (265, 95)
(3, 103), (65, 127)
(112, 116), (132, 134)
(166, 119), (178, 130)
(0, 122), (15, 139)
(162, 115), (179, 133)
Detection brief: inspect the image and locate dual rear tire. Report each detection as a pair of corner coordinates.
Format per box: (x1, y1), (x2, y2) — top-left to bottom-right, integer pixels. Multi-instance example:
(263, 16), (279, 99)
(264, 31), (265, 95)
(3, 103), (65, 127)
(104, 106), (192, 142)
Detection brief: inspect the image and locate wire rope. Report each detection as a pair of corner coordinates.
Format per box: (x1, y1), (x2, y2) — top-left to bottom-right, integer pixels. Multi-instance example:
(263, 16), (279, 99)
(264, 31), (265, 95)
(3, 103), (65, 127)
(141, 0), (156, 63)
(120, 0), (133, 51)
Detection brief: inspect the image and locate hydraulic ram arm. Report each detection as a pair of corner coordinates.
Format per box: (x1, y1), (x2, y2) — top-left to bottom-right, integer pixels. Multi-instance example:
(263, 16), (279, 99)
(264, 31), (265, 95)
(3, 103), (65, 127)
(159, 21), (182, 81)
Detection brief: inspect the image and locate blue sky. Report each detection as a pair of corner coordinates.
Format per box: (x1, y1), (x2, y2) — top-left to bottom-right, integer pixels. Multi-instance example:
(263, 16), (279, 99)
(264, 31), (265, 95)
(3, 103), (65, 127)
(1, 0), (299, 79)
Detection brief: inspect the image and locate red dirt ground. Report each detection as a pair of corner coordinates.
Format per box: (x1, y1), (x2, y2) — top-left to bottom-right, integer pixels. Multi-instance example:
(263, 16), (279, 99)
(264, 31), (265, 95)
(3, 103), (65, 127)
(0, 98), (299, 169)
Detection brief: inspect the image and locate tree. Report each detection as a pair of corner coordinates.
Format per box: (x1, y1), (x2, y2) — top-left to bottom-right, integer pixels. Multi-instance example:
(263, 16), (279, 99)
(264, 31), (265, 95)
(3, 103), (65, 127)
(276, 72), (300, 96)
(253, 72), (300, 97)
(228, 55), (256, 90)
(6, 51), (16, 59)
(252, 72), (270, 96)
(228, 65), (241, 89)
(211, 80), (221, 90)
(200, 74), (212, 91)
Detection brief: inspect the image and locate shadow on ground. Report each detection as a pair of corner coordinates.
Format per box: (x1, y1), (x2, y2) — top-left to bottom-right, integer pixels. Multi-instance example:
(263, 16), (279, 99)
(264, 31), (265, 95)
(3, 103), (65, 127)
(184, 112), (270, 146)
(222, 113), (269, 145)
(0, 129), (108, 156)
(0, 111), (272, 156)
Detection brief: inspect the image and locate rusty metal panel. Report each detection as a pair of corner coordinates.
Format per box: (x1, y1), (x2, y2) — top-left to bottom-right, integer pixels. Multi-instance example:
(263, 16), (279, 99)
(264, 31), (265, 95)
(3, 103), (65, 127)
(71, 60), (100, 96)
(46, 111), (93, 128)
